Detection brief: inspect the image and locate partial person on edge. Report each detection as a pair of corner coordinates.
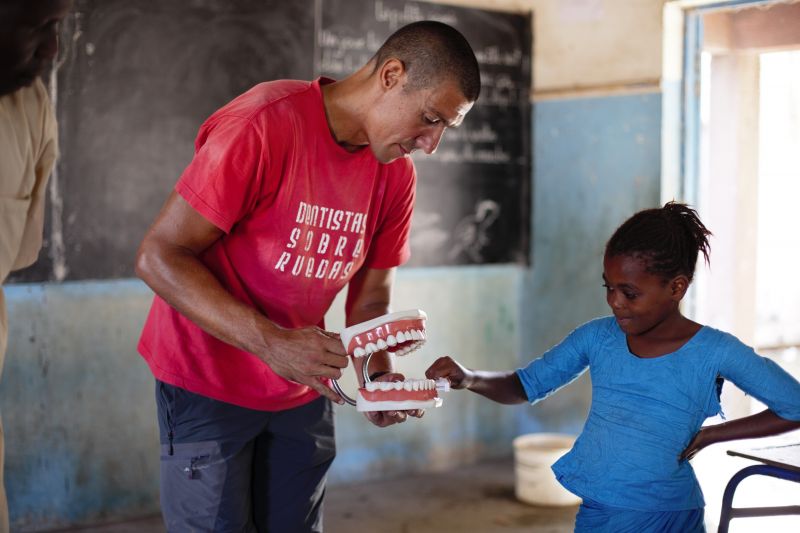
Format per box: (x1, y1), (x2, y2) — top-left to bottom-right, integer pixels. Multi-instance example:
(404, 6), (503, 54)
(0, 1), (73, 532)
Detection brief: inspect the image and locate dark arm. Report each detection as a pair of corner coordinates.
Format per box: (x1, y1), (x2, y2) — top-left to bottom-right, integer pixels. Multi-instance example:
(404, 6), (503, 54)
(426, 357), (528, 405)
(682, 409), (800, 461)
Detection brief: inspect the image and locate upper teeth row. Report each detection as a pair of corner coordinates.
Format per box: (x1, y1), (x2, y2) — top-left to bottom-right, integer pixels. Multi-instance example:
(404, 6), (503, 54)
(364, 379), (436, 392)
(352, 329), (426, 357)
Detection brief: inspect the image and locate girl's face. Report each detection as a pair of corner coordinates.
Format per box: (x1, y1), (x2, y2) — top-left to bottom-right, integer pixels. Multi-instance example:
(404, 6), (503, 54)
(602, 253), (685, 336)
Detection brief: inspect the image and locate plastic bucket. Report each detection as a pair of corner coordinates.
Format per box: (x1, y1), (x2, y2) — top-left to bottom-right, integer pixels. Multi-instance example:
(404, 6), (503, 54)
(512, 433), (581, 506)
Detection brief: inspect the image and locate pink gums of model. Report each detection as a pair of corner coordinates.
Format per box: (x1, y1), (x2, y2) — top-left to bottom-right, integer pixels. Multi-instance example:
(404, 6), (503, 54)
(340, 309), (443, 412)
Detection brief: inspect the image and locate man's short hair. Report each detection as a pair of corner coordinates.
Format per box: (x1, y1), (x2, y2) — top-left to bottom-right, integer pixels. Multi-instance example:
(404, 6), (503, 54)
(372, 21), (481, 102)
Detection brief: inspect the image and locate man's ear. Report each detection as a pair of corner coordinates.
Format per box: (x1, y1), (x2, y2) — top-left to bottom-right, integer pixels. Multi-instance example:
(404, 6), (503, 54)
(378, 58), (406, 91)
(670, 275), (690, 300)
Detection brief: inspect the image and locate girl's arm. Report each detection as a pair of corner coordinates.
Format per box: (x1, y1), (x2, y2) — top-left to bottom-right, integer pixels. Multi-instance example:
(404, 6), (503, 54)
(427, 321), (597, 407)
(426, 356), (528, 404)
(681, 409), (800, 461)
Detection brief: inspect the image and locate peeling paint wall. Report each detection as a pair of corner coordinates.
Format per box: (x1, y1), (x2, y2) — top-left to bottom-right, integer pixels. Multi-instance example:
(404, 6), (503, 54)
(0, 0), (666, 529)
(2, 282), (156, 529)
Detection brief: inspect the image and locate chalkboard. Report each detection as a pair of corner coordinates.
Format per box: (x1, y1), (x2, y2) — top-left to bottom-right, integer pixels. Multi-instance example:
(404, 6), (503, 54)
(11, 0), (316, 282)
(11, 0), (530, 281)
(318, 0), (532, 267)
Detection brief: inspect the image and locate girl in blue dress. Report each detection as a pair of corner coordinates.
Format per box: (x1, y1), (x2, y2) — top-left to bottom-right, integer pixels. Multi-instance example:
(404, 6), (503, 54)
(426, 202), (800, 532)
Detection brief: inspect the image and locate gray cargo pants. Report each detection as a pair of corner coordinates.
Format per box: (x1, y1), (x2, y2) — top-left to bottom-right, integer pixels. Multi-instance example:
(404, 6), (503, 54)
(156, 380), (336, 532)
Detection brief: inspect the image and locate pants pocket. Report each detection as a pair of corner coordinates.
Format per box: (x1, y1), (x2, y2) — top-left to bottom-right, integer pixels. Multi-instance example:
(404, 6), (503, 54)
(161, 440), (255, 532)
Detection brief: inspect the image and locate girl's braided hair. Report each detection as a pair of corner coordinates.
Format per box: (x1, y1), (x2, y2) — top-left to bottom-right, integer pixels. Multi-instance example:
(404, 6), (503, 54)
(605, 201), (712, 281)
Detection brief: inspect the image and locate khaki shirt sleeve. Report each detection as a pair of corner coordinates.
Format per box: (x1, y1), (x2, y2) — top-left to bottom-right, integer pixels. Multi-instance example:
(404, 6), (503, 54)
(10, 80), (58, 272)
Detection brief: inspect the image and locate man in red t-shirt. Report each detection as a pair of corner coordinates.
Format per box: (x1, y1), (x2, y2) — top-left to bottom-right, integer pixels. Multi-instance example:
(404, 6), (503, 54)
(135, 21), (479, 532)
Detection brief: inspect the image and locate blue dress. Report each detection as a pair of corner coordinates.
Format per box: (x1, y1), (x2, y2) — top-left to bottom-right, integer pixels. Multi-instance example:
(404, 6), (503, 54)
(516, 317), (800, 531)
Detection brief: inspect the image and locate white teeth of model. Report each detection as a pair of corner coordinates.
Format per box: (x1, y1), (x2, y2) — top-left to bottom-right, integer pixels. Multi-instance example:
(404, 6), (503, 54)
(412, 380), (420, 391)
(354, 347), (366, 358)
(393, 381), (404, 390)
(365, 342), (378, 354)
(377, 339), (388, 350)
(365, 382), (378, 392)
(403, 380), (413, 391)
(379, 382), (393, 391)
(387, 335), (398, 347)
(418, 330), (426, 340)
(411, 329), (420, 340)
(396, 331), (406, 343)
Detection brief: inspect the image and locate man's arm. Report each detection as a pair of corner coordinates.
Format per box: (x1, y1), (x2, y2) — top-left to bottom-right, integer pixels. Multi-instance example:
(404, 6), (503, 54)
(135, 191), (348, 403)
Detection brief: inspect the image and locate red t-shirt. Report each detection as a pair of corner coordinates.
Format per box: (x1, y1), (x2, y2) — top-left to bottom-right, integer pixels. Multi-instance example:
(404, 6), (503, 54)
(137, 79), (416, 411)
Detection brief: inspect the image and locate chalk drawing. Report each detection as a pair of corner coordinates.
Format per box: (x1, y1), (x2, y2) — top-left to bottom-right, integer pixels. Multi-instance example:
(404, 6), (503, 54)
(448, 200), (500, 262)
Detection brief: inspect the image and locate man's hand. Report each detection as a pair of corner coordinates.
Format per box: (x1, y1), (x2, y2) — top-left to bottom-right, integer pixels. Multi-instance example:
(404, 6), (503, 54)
(262, 326), (349, 404)
(425, 355), (474, 390)
(363, 372), (425, 427)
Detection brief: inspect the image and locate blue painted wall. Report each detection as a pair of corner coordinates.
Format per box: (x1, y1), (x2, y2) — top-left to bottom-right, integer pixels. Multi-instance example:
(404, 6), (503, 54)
(1, 92), (662, 529)
(518, 93), (662, 435)
(2, 281), (156, 529)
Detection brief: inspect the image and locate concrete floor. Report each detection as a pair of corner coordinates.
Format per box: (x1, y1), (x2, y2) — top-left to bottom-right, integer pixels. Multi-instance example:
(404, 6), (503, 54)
(51, 458), (578, 533)
(46, 439), (800, 533)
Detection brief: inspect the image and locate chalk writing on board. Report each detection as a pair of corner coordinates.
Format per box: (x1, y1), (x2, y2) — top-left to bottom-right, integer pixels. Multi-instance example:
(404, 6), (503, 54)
(407, 121), (511, 165)
(479, 72), (523, 107)
(374, 0), (458, 30)
(419, 145), (512, 165)
(444, 122), (498, 143)
(473, 46), (524, 67)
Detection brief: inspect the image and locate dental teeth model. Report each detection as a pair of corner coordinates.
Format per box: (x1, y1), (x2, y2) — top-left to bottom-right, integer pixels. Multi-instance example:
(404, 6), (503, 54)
(334, 309), (447, 412)
(340, 308), (428, 359)
(356, 378), (443, 412)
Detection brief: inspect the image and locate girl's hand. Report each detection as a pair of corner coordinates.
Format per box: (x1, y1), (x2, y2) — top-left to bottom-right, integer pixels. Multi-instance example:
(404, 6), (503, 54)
(425, 356), (474, 390)
(680, 428), (710, 462)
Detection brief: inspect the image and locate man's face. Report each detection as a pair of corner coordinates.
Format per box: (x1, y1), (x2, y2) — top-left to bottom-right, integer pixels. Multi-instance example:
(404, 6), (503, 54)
(0, 0), (72, 96)
(366, 77), (474, 164)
